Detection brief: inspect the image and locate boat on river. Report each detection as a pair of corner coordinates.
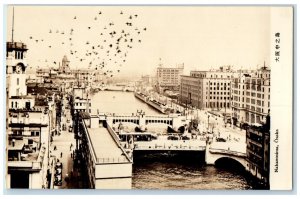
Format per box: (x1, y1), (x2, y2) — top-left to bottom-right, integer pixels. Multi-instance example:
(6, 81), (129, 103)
(134, 92), (149, 103)
(147, 98), (170, 114)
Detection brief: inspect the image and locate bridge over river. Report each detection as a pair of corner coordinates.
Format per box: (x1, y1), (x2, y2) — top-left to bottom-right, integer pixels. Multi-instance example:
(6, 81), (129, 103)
(77, 113), (247, 189)
(95, 112), (247, 168)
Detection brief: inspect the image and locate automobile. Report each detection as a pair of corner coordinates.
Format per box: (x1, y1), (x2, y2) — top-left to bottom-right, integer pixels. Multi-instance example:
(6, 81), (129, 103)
(54, 175), (62, 186)
(55, 162), (63, 169)
(55, 169), (62, 175)
(68, 126), (73, 132)
(216, 138), (227, 142)
(182, 136), (190, 140)
(167, 135), (179, 140)
(67, 119), (70, 123)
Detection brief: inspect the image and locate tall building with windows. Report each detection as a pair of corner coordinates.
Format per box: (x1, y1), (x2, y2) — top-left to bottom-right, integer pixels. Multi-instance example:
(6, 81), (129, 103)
(156, 63), (184, 92)
(180, 66), (236, 110)
(231, 66), (270, 127)
(246, 114), (270, 188)
(6, 41), (51, 189)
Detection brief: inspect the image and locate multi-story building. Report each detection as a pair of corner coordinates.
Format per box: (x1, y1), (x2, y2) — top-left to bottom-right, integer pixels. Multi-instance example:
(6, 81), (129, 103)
(6, 41), (51, 188)
(156, 63), (184, 91)
(246, 114), (270, 188)
(231, 66), (270, 127)
(36, 55), (96, 90)
(76, 114), (132, 189)
(72, 87), (91, 114)
(180, 66), (236, 110)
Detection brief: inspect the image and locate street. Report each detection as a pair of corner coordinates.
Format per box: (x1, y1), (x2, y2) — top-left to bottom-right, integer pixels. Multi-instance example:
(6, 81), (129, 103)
(51, 96), (78, 189)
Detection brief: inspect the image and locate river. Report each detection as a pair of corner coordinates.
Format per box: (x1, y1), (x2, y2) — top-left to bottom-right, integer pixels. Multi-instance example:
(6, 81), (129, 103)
(91, 91), (253, 190)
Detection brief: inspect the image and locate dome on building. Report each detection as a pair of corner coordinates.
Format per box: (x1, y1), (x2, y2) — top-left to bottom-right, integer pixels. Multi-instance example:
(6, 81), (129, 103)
(62, 55), (69, 63)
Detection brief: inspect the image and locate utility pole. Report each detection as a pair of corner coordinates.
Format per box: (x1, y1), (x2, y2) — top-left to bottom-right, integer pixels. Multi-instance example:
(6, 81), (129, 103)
(12, 7), (14, 43)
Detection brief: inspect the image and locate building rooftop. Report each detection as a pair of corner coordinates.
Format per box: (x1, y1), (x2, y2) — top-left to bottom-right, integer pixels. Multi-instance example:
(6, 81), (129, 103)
(87, 127), (129, 163)
(8, 139), (25, 151)
(7, 41), (28, 51)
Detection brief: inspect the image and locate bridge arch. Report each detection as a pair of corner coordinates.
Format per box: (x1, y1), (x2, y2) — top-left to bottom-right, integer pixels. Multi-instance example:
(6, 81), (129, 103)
(214, 156), (246, 170)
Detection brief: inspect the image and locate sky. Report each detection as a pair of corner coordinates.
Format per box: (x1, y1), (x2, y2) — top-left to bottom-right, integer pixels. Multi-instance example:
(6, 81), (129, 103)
(6, 6), (271, 77)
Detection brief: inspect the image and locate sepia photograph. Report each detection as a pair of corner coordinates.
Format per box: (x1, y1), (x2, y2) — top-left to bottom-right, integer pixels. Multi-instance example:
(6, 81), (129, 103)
(4, 4), (294, 191)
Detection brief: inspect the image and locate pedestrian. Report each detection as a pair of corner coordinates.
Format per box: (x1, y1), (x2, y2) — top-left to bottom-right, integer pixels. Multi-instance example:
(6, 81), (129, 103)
(60, 152), (63, 158)
(54, 145), (57, 150)
(71, 152), (73, 158)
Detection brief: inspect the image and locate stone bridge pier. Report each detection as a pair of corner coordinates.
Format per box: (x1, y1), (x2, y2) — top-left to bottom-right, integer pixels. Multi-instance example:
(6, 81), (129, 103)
(205, 136), (247, 169)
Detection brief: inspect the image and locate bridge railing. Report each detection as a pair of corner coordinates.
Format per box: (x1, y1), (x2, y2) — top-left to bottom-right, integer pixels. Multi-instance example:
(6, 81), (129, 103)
(106, 124), (132, 163)
(145, 115), (177, 118)
(134, 143), (205, 151)
(209, 148), (246, 157)
(96, 156), (129, 163)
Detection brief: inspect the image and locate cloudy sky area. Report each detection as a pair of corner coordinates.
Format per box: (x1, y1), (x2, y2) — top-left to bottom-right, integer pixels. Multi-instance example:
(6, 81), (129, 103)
(6, 6), (270, 77)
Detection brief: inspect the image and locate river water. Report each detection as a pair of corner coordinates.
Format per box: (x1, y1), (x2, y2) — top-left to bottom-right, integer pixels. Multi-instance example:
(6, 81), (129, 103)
(91, 91), (252, 190)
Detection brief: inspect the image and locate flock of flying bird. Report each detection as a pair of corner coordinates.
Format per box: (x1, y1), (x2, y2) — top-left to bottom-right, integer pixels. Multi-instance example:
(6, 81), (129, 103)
(28, 10), (147, 78)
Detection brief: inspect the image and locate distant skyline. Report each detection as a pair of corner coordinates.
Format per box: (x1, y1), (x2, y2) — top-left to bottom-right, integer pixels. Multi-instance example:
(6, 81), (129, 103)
(6, 6), (271, 77)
